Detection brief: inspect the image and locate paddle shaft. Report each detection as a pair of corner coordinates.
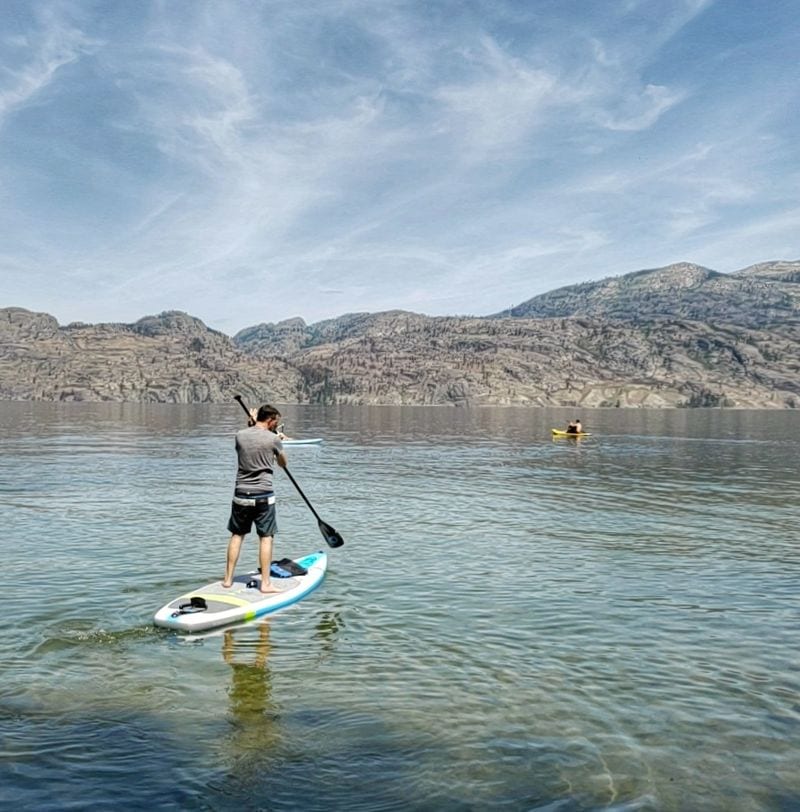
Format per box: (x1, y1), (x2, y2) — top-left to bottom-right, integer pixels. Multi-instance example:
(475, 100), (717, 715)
(281, 465), (323, 523)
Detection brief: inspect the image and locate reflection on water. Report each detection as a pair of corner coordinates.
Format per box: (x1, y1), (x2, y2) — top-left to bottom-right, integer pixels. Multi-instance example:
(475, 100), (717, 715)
(0, 403), (798, 810)
(219, 621), (282, 802)
(314, 610), (346, 658)
(224, 624), (276, 723)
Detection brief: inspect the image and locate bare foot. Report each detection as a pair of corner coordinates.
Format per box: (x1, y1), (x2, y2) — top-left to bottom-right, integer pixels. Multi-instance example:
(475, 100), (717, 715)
(221, 581), (233, 588)
(259, 584), (282, 594)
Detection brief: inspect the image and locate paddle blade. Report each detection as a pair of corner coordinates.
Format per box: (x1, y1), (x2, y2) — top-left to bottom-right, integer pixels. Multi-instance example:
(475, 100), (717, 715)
(319, 519), (344, 548)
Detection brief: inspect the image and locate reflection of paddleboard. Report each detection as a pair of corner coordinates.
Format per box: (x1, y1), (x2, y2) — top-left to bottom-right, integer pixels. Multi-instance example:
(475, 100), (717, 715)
(153, 551), (326, 632)
(282, 438), (323, 446)
(551, 428), (591, 437)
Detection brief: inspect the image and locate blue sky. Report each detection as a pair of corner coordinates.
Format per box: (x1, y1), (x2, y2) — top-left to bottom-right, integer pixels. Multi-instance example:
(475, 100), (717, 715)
(0, 0), (798, 334)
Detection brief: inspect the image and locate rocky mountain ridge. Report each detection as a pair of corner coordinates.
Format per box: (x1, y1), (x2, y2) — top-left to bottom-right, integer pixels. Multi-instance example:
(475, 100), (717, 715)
(0, 307), (305, 404)
(493, 261), (800, 328)
(1, 260), (798, 407)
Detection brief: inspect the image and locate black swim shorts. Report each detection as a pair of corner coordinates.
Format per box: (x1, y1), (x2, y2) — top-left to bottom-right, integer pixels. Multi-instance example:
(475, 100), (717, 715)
(227, 493), (277, 537)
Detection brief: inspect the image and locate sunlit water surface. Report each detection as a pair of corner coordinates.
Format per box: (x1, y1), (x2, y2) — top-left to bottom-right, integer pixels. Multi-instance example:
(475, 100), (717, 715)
(1, 403), (798, 811)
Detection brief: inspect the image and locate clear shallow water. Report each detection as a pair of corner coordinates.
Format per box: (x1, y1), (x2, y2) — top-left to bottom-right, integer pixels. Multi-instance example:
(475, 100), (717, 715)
(0, 403), (798, 811)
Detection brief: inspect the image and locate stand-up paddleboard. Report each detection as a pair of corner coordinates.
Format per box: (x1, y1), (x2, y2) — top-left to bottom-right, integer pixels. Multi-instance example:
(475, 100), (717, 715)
(282, 438), (323, 446)
(551, 428), (591, 437)
(153, 551), (327, 632)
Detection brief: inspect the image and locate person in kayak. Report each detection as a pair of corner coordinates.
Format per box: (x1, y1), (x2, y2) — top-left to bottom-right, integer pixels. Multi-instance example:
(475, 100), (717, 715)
(223, 404), (288, 594)
(566, 419), (583, 434)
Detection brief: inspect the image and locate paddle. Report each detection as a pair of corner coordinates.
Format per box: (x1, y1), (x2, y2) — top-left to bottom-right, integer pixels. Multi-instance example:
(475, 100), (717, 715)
(233, 395), (344, 548)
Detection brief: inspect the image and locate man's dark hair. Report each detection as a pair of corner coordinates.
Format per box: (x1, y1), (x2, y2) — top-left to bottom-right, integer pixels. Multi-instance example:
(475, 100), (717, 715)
(257, 404), (281, 422)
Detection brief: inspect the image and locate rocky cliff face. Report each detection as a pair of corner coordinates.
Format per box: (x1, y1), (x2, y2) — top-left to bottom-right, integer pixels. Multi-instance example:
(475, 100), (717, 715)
(232, 310), (799, 408)
(2, 261), (799, 407)
(0, 309), (305, 403)
(735, 260), (800, 284)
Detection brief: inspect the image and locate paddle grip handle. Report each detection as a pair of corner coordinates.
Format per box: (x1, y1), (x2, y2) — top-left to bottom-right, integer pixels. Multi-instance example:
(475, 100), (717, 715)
(233, 394), (255, 424)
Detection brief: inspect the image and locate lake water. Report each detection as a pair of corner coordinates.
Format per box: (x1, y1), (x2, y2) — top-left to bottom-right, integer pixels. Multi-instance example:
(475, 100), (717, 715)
(1, 403), (798, 811)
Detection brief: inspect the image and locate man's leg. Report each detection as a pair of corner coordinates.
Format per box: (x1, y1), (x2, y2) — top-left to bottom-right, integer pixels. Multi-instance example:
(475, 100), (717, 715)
(223, 534), (244, 587)
(258, 535), (280, 593)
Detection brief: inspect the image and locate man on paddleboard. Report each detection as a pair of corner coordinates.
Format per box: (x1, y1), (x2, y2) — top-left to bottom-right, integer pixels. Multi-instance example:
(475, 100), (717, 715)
(223, 404), (288, 594)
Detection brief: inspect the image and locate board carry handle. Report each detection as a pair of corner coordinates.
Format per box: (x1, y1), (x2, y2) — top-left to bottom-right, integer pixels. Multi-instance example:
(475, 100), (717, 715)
(172, 596), (208, 617)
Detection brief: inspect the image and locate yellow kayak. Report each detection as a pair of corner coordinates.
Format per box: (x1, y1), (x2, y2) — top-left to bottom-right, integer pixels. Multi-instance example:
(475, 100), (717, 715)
(551, 428), (591, 437)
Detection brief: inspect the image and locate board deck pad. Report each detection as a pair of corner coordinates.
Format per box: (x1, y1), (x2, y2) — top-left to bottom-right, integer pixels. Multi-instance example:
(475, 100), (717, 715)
(153, 551), (326, 632)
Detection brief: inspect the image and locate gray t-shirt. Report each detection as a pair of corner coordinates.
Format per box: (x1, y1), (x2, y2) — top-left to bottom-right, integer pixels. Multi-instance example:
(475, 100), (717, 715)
(233, 427), (283, 493)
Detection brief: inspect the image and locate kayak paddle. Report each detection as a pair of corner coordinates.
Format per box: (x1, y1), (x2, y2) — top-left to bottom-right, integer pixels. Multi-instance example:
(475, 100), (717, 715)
(233, 395), (344, 548)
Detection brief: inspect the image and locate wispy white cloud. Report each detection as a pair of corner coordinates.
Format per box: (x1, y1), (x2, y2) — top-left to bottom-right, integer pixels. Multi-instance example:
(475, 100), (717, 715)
(594, 82), (686, 131)
(433, 36), (563, 156)
(0, 7), (99, 124)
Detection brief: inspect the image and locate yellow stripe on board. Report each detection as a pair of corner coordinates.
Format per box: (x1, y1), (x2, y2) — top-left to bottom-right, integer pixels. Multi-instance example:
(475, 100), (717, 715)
(187, 593), (251, 608)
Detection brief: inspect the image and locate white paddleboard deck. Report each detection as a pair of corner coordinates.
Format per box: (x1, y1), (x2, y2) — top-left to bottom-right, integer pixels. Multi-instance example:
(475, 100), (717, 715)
(153, 551), (327, 632)
(282, 438), (323, 445)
